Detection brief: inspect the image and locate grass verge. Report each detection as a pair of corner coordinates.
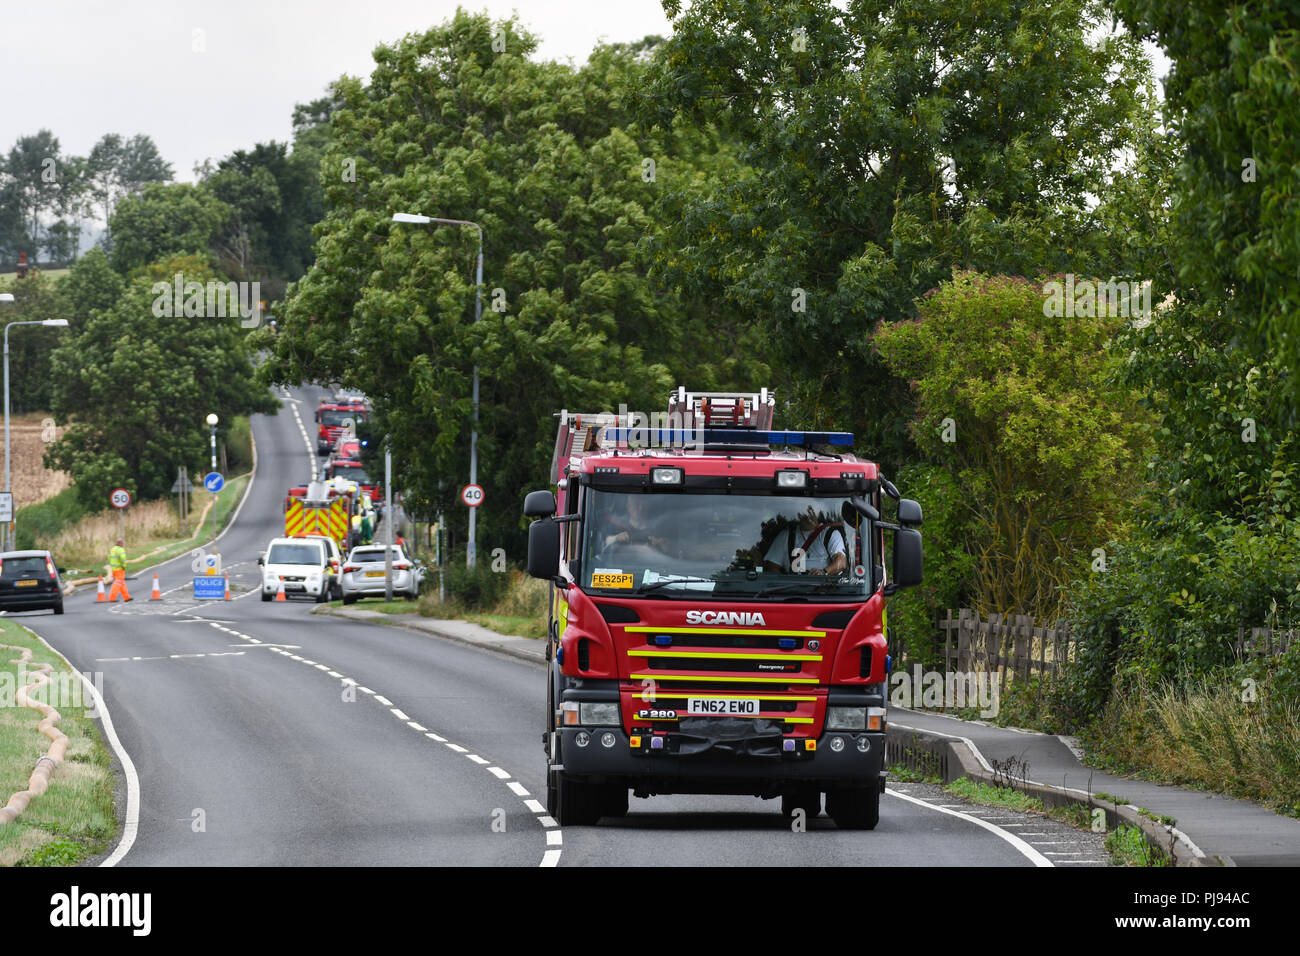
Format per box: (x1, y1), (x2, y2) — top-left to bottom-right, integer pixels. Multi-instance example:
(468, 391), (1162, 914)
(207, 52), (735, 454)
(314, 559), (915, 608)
(1105, 824), (1170, 867)
(0, 619), (116, 867)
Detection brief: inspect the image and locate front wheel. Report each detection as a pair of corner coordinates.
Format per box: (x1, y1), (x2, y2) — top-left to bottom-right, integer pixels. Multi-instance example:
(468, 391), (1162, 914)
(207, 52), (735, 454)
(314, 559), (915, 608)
(342, 594), (357, 605)
(261, 590), (272, 602)
(549, 768), (602, 826)
(826, 784), (880, 830)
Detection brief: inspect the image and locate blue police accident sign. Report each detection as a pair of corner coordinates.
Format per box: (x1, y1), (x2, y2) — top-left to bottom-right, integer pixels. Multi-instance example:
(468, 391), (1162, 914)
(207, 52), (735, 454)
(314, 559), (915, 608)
(193, 576), (226, 600)
(204, 472), (225, 493)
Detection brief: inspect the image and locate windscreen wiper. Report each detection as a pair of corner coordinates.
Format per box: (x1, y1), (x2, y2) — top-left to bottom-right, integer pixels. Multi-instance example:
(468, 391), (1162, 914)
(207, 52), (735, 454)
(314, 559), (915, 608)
(634, 576), (717, 594)
(752, 580), (841, 598)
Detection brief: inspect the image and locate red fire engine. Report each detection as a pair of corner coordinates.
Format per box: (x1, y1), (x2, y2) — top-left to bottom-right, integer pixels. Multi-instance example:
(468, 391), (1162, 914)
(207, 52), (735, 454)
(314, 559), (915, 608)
(524, 388), (923, 827)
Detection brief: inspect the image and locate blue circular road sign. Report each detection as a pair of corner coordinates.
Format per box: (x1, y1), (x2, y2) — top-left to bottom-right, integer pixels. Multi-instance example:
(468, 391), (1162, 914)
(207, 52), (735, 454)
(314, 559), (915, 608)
(204, 472), (225, 493)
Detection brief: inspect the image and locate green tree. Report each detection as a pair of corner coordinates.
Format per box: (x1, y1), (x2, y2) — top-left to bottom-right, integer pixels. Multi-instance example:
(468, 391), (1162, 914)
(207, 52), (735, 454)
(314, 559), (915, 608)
(875, 272), (1149, 620)
(45, 254), (276, 508)
(262, 13), (765, 556)
(0, 271), (70, 411)
(641, 0), (1157, 465)
(107, 183), (230, 274)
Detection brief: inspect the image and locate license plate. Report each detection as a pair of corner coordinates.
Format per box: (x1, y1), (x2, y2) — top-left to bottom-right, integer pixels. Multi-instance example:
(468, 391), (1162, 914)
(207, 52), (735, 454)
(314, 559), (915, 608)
(365, 571), (385, 577)
(687, 697), (759, 716)
(15, 579), (38, 587)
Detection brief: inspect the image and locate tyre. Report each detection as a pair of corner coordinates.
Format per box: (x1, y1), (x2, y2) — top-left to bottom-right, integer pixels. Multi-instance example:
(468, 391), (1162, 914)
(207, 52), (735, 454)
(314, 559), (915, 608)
(53, 600), (64, 615)
(781, 787), (821, 820)
(601, 784), (629, 818)
(826, 785), (880, 830)
(550, 768), (602, 826)
(314, 588), (328, 603)
(261, 590), (272, 602)
(342, 594), (357, 605)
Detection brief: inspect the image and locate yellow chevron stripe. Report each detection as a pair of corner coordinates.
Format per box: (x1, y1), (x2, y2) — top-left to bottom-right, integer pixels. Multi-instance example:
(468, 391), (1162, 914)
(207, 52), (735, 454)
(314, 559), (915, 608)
(624, 626), (825, 637)
(628, 649), (821, 662)
(630, 673), (818, 684)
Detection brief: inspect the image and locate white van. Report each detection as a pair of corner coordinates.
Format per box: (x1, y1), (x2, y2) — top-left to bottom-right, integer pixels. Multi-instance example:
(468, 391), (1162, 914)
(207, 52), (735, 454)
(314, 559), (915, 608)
(259, 537), (331, 602)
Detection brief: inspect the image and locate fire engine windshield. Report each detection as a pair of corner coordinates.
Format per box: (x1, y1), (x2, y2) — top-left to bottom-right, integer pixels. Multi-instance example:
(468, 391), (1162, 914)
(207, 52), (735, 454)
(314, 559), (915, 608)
(319, 409), (362, 426)
(579, 490), (872, 599)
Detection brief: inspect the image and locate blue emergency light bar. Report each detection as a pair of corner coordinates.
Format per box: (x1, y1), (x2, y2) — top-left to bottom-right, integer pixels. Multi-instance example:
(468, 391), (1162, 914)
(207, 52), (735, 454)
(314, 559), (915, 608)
(605, 428), (854, 447)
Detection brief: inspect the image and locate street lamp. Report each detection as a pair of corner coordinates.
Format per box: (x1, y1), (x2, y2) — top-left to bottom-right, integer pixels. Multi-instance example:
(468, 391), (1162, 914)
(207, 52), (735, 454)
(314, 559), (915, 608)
(4, 316), (70, 550)
(206, 413), (218, 473)
(392, 211), (484, 568)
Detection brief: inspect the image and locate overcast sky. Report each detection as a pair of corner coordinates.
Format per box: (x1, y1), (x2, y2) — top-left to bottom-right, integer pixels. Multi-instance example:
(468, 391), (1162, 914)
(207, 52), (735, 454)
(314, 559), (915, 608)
(2, 1), (1168, 189)
(0, 0), (676, 183)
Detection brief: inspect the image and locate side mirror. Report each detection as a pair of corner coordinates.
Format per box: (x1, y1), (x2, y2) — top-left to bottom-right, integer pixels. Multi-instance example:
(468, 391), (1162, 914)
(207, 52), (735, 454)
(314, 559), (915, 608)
(898, 498), (923, 527)
(524, 490), (557, 518)
(527, 518), (560, 579)
(257, 555), (264, 566)
(890, 527), (923, 590)
(849, 496), (879, 522)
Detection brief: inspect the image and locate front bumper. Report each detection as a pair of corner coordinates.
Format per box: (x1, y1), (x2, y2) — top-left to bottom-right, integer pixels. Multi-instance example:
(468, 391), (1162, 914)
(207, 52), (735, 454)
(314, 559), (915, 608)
(263, 574), (326, 596)
(559, 724), (885, 790)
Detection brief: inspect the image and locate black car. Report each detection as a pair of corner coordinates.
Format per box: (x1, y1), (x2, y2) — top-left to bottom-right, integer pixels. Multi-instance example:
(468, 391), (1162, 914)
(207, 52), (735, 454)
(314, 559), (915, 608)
(0, 550), (65, 614)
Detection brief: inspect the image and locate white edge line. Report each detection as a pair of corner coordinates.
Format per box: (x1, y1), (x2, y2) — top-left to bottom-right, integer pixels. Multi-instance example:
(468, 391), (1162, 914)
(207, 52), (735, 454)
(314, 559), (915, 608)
(16, 623), (140, 867)
(886, 789), (1053, 867)
(540, 849), (561, 867)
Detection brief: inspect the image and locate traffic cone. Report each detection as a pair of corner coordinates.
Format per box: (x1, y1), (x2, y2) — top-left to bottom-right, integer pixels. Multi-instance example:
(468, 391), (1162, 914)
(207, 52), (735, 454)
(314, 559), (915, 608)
(150, 573), (162, 600)
(95, 576), (107, 603)
(274, 579), (286, 602)
(224, 575), (231, 601)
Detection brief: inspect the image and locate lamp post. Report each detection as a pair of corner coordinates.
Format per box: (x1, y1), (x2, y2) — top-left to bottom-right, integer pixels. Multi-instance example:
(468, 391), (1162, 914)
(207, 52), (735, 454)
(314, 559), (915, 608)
(4, 316), (69, 550)
(392, 212), (483, 568)
(206, 413), (218, 474)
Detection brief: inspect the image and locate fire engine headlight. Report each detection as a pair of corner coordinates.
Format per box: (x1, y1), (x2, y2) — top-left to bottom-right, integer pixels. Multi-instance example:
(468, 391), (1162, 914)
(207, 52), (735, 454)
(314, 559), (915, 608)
(775, 469), (808, 490)
(579, 703), (620, 726)
(826, 706), (867, 730)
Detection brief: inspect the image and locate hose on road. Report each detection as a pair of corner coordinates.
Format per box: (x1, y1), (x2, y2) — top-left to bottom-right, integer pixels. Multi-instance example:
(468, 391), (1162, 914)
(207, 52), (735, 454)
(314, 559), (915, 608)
(0, 644), (70, 824)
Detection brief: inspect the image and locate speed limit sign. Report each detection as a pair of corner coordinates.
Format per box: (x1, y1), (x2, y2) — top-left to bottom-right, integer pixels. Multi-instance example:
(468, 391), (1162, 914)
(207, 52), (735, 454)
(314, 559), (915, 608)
(110, 488), (132, 509)
(460, 484), (485, 508)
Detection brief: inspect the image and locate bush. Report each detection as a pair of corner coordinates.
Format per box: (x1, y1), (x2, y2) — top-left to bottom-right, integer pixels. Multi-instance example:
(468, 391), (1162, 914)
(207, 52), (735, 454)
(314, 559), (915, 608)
(443, 561), (512, 610)
(14, 487), (91, 550)
(225, 416), (253, 473)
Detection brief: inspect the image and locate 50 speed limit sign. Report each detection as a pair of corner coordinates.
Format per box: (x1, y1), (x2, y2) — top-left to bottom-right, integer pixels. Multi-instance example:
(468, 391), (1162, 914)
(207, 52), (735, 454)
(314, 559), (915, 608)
(110, 488), (132, 509)
(460, 484), (485, 508)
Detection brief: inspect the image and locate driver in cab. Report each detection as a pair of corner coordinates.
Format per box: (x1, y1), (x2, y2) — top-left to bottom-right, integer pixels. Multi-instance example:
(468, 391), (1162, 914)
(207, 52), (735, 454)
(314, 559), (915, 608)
(762, 505), (847, 576)
(603, 493), (671, 552)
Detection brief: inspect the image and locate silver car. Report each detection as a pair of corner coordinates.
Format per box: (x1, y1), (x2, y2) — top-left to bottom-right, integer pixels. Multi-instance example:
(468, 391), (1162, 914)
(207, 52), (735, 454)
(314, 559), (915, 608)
(340, 545), (418, 603)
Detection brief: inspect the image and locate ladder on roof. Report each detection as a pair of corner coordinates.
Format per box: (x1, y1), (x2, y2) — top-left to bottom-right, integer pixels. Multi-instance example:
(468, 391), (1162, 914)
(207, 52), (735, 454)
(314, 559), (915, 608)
(668, 387), (774, 429)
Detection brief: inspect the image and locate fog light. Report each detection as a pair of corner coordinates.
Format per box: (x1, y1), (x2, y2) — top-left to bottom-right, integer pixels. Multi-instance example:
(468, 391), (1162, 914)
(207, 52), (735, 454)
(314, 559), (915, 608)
(829, 736), (845, 752)
(857, 736), (870, 753)
(600, 732), (616, 748)
(575, 731), (591, 748)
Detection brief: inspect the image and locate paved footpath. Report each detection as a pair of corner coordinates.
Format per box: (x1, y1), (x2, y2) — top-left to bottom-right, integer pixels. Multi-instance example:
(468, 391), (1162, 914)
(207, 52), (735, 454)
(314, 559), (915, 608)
(892, 707), (1300, 866)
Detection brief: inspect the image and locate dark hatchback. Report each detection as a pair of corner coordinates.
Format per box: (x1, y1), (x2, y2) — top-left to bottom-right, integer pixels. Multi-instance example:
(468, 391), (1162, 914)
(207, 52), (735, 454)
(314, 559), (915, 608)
(0, 551), (65, 614)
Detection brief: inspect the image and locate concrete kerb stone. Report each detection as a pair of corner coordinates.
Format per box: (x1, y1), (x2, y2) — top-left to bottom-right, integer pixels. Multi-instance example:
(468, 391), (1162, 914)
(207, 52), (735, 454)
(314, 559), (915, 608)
(885, 724), (1221, 867)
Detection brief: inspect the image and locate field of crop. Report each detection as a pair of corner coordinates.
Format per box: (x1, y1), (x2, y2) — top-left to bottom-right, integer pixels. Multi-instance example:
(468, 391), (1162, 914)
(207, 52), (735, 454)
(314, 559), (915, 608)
(8, 412), (70, 509)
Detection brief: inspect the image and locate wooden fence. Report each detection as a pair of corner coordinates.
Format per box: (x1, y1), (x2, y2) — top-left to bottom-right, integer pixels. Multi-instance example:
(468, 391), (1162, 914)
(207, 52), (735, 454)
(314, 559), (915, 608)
(885, 609), (1296, 688)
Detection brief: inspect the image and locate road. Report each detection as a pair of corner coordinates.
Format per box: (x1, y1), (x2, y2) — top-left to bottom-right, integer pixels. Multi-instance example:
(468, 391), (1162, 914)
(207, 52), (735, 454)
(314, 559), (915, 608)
(15, 388), (1077, 866)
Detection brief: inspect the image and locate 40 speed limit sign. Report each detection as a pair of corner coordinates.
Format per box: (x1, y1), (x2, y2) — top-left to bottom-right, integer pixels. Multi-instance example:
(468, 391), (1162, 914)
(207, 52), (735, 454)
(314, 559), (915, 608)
(460, 484), (485, 508)
(110, 488), (132, 509)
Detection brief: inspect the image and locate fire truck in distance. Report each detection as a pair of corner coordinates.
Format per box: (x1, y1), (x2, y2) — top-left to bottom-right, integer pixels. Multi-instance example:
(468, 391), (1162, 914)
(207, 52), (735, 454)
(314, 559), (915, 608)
(524, 388), (923, 827)
(315, 395), (369, 455)
(285, 479), (361, 554)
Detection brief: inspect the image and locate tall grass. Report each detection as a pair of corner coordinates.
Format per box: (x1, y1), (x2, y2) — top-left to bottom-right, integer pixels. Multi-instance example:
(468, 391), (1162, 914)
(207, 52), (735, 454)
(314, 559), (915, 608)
(1082, 674), (1300, 816)
(45, 499), (187, 572)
